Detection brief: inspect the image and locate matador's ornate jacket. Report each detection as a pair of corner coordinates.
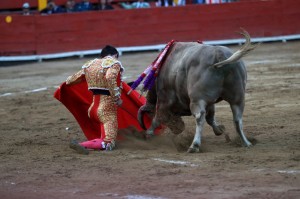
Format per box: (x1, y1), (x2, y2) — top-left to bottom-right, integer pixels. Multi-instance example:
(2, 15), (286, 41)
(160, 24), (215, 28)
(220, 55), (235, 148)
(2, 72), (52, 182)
(66, 56), (124, 144)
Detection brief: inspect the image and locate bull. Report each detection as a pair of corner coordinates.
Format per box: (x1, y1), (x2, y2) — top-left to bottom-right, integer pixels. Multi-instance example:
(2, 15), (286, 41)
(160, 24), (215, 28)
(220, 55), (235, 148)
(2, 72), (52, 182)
(138, 30), (257, 153)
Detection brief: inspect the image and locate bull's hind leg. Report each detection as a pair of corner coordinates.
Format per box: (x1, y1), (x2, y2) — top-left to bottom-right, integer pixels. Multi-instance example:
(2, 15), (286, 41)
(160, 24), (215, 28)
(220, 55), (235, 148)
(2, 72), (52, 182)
(166, 115), (185, 135)
(206, 104), (225, 136)
(206, 104), (231, 142)
(230, 103), (252, 147)
(188, 100), (207, 153)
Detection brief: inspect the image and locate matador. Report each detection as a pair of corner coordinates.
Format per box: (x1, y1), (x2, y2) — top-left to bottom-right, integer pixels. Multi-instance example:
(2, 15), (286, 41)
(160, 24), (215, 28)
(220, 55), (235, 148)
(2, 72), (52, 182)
(66, 45), (123, 151)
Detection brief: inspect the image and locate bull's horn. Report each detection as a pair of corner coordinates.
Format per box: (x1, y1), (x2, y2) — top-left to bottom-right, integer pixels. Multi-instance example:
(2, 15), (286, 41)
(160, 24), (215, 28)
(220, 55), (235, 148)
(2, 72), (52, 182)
(127, 89), (133, 95)
(137, 104), (155, 130)
(213, 28), (260, 68)
(137, 106), (148, 130)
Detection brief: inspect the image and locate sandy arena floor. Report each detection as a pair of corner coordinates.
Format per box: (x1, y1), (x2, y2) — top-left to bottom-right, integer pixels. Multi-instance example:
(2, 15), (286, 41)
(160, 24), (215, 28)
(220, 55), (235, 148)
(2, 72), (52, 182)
(0, 41), (299, 199)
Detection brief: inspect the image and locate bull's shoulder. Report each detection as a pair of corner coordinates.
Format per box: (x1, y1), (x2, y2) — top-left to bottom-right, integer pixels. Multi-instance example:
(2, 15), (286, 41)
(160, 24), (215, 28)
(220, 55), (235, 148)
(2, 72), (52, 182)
(165, 42), (235, 71)
(169, 42), (204, 60)
(173, 42), (203, 51)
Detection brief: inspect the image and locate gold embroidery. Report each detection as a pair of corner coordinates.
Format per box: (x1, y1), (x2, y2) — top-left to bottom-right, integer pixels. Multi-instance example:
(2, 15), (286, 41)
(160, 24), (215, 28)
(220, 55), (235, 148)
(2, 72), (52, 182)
(102, 57), (117, 68)
(98, 95), (118, 142)
(66, 69), (84, 85)
(82, 59), (97, 68)
(106, 63), (121, 100)
(83, 57), (121, 98)
(66, 56), (122, 143)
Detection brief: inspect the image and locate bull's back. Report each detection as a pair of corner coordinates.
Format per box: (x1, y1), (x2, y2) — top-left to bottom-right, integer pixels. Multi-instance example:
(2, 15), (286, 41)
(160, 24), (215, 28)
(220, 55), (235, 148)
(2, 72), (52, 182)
(159, 42), (204, 85)
(159, 42), (228, 92)
(157, 42), (206, 113)
(157, 42), (247, 108)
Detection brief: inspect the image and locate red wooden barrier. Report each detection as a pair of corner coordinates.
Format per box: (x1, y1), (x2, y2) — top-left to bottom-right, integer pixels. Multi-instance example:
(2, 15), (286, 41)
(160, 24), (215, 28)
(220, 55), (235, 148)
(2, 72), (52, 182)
(0, 0), (38, 10)
(0, 0), (300, 56)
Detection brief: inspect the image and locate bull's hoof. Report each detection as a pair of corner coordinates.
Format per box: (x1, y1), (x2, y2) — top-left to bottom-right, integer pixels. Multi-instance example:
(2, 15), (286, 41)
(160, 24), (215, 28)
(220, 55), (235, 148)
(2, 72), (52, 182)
(187, 147), (200, 153)
(231, 137), (254, 147)
(213, 124), (225, 136)
(243, 141), (253, 147)
(225, 134), (231, 143)
(143, 132), (154, 140)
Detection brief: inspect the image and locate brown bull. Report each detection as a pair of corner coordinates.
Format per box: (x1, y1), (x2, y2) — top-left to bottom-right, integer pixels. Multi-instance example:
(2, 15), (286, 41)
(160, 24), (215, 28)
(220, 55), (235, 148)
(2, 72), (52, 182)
(138, 30), (258, 153)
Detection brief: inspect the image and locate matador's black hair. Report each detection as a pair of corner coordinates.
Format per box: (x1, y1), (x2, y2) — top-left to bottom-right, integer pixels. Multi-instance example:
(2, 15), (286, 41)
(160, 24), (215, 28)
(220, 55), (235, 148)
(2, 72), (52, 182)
(100, 45), (119, 58)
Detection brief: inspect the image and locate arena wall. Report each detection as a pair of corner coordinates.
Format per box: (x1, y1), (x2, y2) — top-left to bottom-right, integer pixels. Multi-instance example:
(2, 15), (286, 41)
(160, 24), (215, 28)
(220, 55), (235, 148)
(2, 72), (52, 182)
(0, 0), (300, 57)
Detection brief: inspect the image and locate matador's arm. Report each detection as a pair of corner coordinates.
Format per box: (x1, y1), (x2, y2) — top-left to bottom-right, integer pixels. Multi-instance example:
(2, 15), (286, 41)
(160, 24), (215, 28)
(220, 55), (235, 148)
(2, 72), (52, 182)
(106, 63), (121, 101)
(66, 69), (85, 85)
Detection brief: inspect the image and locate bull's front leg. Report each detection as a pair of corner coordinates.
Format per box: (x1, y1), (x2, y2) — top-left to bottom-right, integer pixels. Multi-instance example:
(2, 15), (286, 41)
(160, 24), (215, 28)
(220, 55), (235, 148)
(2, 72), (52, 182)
(145, 114), (162, 139)
(188, 100), (207, 153)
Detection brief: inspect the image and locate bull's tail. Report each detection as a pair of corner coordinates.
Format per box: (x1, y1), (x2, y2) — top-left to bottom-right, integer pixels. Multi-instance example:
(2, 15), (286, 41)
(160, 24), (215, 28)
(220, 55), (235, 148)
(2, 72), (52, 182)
(213, 28), (259, 68)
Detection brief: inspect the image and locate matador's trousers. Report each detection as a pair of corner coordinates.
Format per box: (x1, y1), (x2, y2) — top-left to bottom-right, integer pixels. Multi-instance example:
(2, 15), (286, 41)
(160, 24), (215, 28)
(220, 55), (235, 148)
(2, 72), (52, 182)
(88, 95), (118, 143)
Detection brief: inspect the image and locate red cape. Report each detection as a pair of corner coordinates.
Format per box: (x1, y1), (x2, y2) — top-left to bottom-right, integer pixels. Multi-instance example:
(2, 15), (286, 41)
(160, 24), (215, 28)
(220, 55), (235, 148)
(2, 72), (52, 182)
(54, 80), (156, 140)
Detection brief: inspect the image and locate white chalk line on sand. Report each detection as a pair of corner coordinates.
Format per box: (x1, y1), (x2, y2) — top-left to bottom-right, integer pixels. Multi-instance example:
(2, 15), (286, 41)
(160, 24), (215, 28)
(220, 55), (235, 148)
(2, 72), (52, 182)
(277, 170), (300, 174)
(153, 158), (199, 167)
(124, 195), (166, 199)
(0, 86), (58, 97)
(252, 169), (300, 175)
(24, 87), (48, 93)
(96, 193), (166, 199)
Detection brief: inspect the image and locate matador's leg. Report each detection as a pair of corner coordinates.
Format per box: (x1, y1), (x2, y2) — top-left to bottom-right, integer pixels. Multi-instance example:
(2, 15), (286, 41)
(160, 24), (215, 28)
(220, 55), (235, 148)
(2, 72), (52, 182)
(103, 116), (118, 140)
(98, 95), (118, 150)
(76, 95), (104, 151)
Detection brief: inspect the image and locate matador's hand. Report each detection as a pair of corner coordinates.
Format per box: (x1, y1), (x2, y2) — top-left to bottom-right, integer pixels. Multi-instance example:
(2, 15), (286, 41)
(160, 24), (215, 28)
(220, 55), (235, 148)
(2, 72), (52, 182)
(115, 99), (123, 106)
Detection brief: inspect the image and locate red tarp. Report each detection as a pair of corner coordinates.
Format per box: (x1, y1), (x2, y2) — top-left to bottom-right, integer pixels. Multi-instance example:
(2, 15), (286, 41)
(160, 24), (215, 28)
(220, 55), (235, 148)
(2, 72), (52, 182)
(54, 80), (158, 140)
